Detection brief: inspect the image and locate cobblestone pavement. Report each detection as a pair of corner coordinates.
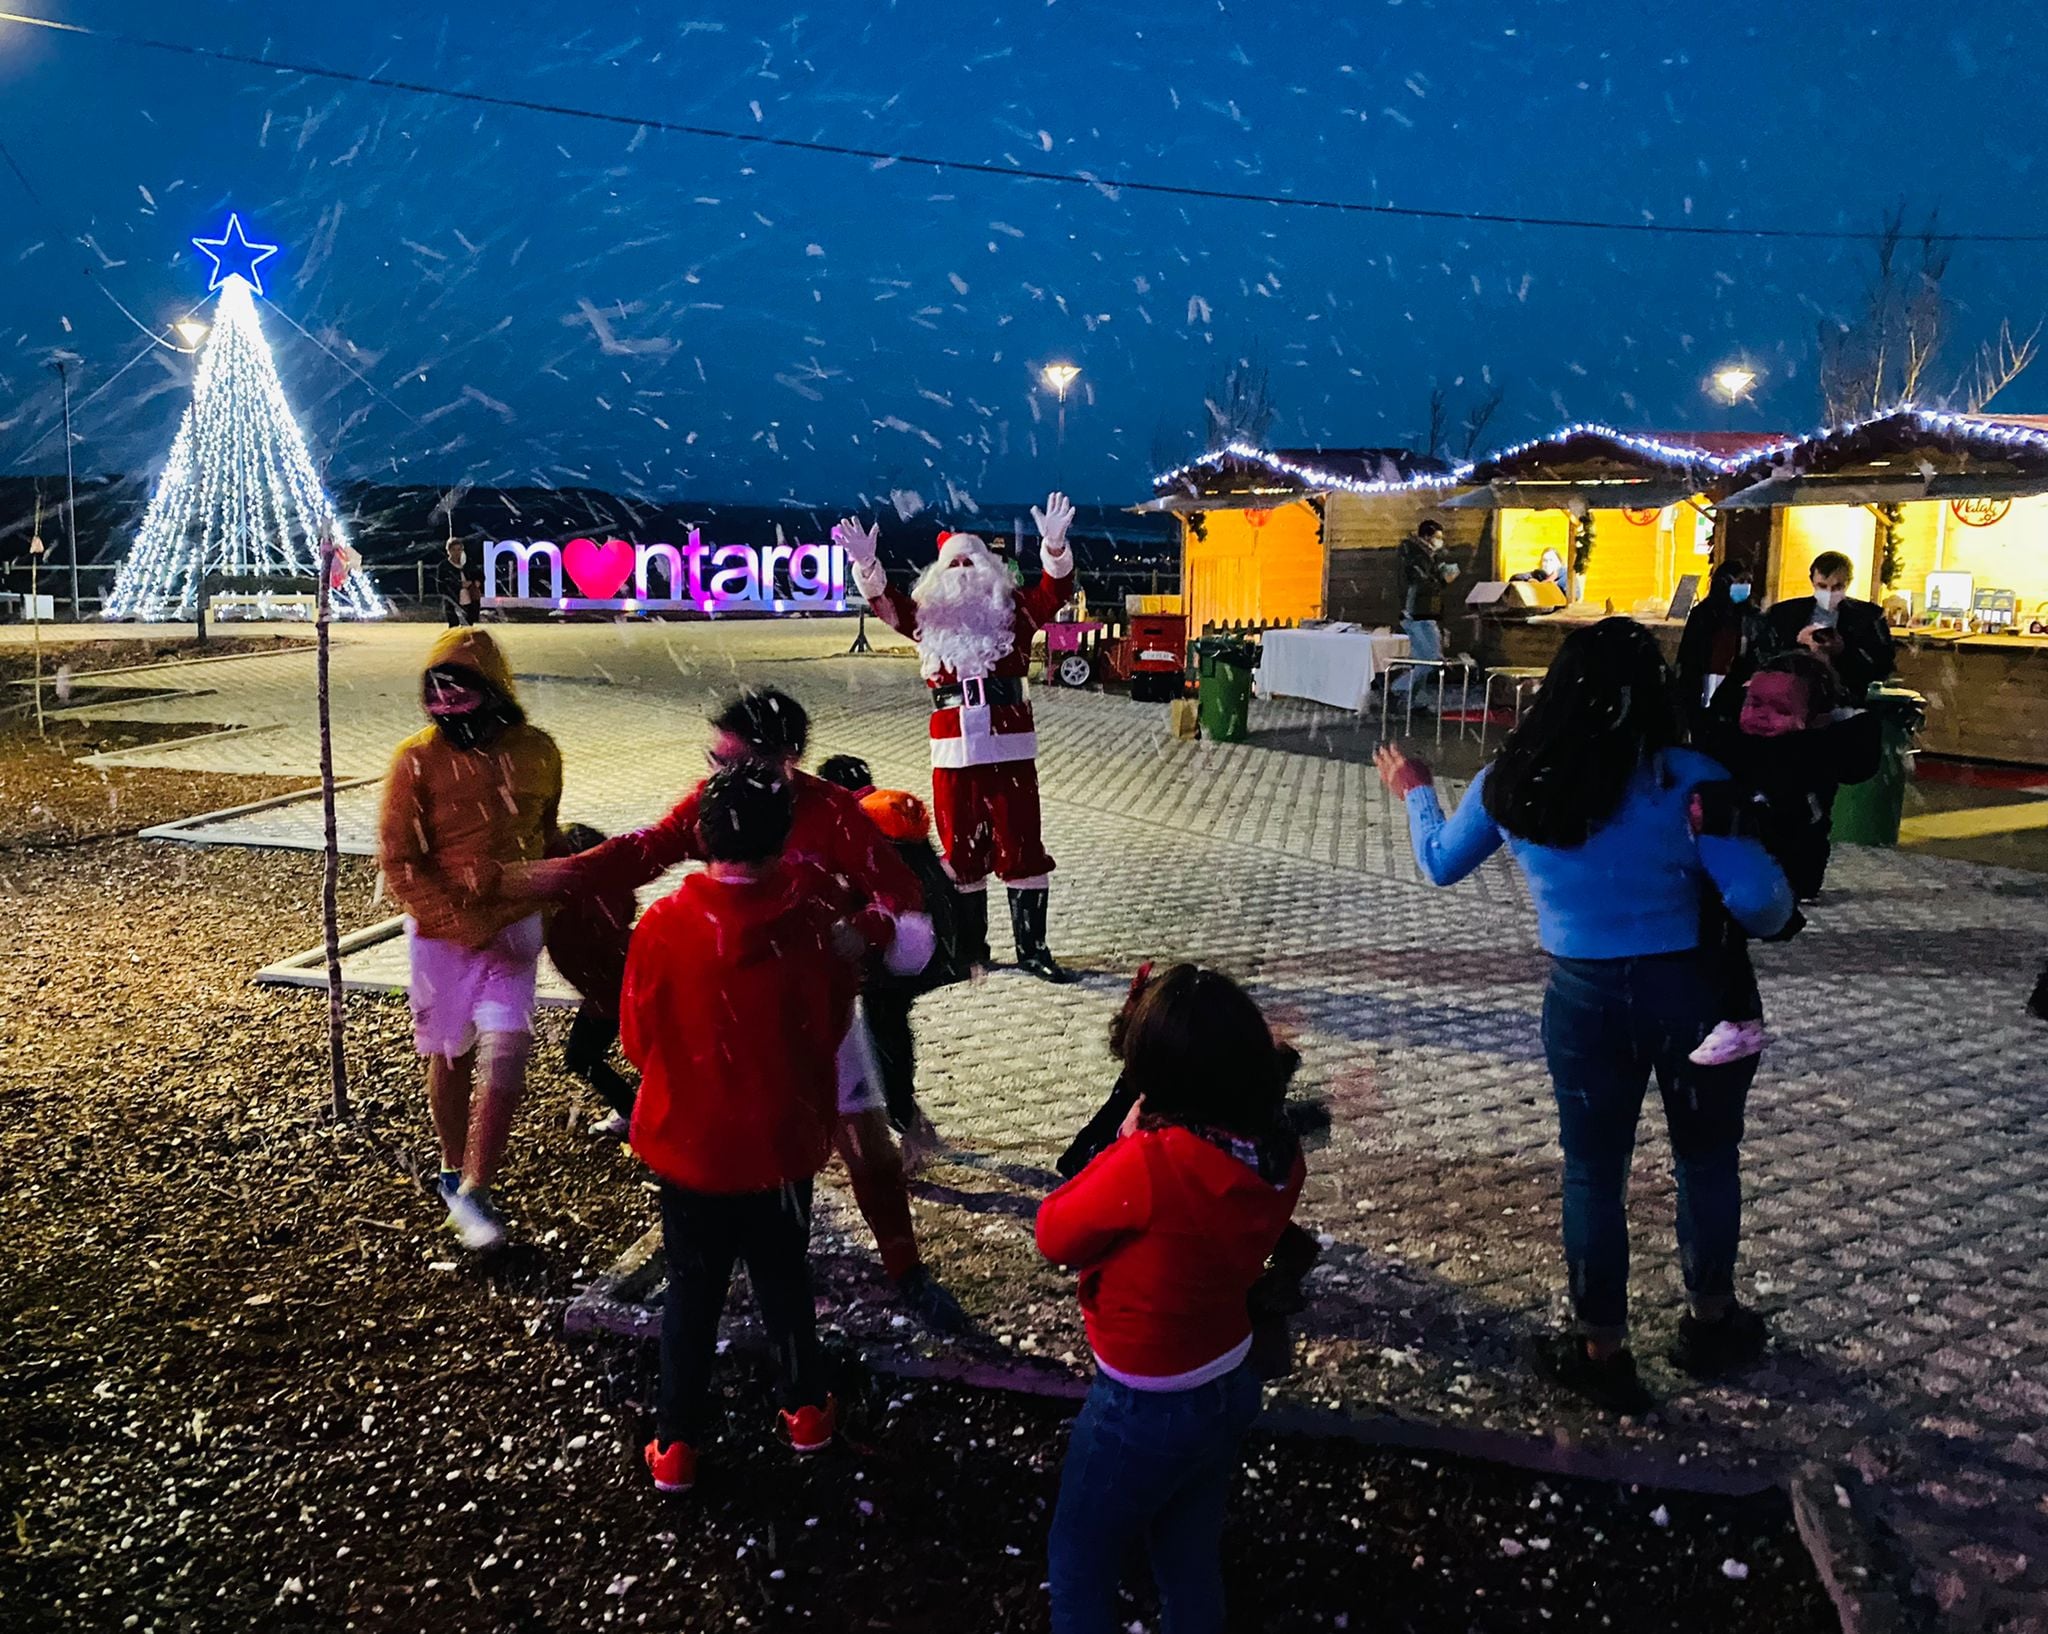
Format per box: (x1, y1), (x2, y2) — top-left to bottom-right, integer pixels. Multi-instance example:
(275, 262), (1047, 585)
(55, 621), (2048, 1627)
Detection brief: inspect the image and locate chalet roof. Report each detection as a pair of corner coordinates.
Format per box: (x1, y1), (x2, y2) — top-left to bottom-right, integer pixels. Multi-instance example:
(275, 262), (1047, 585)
(1464, 425), (1784, 485)
(1729, 409), (2048, 480)
(1149, 441), (1457, 504)
(1719, 410), (2048, 507)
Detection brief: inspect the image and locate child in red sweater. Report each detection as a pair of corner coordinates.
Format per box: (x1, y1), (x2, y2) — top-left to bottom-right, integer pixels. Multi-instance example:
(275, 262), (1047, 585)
(625, 768), (878, 1494)
(1036, 964), (1306, 1634)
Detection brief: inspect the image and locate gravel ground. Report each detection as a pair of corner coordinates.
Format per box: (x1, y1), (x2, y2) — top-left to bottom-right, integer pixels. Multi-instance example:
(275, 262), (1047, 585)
(0, 700), (1838, 1633)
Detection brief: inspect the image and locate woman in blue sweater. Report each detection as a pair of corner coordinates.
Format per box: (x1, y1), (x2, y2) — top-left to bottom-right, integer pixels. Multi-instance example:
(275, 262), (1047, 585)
(1375, 619), (1792, 1410)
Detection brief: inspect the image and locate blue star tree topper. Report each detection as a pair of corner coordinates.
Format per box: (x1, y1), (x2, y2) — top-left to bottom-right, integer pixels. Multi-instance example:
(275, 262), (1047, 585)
(191, 213), (280, 295)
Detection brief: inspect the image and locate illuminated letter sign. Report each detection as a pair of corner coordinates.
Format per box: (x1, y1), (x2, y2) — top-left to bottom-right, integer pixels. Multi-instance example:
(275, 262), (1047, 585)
(483, 538), (848, 615)
(485, 539), (564, 601)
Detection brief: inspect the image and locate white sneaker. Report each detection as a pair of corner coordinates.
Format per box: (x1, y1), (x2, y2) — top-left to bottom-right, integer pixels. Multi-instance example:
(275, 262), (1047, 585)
(445, 1187), (507, 1251)
(1689, 1019), (1767, 1067)
(588, 1111), (631, 1140)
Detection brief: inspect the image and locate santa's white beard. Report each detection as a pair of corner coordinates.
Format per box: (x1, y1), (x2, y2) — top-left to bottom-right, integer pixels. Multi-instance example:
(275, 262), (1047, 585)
(911, 557), (1018, 680)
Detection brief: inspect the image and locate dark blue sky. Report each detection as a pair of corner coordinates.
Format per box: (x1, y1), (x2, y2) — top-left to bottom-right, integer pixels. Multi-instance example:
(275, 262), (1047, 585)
(3, 0), (2045, 510)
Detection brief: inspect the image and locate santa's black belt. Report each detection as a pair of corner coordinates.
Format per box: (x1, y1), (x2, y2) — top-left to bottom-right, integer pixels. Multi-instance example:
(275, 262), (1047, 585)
(931, 677), (1026, 709)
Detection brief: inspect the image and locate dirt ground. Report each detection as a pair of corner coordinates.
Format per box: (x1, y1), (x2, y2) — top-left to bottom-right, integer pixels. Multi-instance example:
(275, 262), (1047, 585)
(0, 663), (1838, 1633)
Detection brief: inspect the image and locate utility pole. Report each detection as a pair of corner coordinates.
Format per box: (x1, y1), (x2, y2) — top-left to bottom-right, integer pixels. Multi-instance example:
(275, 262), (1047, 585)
(51, 360), (80, 619)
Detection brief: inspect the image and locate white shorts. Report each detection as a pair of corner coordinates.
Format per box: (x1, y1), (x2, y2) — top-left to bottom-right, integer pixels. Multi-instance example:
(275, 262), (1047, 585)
(835, 1000), (887, 1117)
(405, 914), (544, 1059)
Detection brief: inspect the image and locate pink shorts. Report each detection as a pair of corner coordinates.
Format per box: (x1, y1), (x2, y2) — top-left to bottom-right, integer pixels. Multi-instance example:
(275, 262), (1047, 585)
(405, 914), (544, 1059)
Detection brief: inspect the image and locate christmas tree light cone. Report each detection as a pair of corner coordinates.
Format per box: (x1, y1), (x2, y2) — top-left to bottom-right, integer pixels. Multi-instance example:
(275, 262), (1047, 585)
(107, 276), (385, 622)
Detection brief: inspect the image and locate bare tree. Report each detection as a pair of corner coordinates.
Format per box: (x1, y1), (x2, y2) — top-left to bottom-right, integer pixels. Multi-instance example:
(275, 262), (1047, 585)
(1423, 384), (1450, 460)
(1203, 348), (1275, 450)
(1818, 205), (1954, 422)
(1460, 383), (1507, 460)
(1959, 317), (2043, 412)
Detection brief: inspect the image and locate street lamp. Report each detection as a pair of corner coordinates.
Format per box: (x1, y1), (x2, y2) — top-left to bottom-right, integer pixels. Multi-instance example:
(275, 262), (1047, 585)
(173, 318), (209, 352)
(1041, 361), (1081, 461)
(1708, 363), (1759, 433)
(1710, 364), (1758, 404)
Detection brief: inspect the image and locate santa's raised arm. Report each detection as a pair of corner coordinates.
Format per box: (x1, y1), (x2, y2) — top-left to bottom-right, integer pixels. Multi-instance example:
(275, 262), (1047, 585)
(831, 495), (1078, 982)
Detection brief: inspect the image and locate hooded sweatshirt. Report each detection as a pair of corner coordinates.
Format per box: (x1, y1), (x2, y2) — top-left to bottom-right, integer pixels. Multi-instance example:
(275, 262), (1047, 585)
(621, 864), (867, 1194)
(1036, 1123), (1304, 1386)
(377, 627), (563, 948)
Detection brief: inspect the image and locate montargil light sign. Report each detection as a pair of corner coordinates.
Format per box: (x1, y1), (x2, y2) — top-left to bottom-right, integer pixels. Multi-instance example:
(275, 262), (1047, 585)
(483, 534), (849, 614)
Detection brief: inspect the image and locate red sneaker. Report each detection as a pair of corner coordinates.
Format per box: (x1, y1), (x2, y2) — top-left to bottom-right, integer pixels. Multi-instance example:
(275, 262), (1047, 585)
(780, 1396), (838, 1454)
(643, 1437), (697, 1493)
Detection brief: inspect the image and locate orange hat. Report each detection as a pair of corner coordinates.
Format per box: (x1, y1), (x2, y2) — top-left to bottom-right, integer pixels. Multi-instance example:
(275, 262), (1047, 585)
(859, 787), (930, 844)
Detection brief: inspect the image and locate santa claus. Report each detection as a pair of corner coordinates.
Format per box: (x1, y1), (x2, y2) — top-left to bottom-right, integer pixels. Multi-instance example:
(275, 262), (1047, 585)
(832, 494), (1077, 982)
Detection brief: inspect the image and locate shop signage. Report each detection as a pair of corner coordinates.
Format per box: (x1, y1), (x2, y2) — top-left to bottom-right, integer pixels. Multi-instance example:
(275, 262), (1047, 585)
(483, 534), (849, 613)
(1949, 497), (2013, 528)
(1621, 506), (1662, 526)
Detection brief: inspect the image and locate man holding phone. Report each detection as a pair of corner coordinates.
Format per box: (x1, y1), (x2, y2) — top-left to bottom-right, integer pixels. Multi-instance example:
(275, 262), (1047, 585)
(1765, 550), (1896, 700)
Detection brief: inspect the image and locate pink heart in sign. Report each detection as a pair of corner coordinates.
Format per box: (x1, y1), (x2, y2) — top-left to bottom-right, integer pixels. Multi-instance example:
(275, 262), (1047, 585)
(562, 537), (635, 600)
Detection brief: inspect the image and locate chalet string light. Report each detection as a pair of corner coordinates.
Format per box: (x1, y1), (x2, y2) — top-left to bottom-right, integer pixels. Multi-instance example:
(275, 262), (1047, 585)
(106, 218), (384, 622)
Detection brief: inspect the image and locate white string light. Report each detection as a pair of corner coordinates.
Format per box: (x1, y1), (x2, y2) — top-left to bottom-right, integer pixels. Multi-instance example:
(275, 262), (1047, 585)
(106, 275), (385, 621)
(1153, 412), (2048, 501)
(1150, 440), (1464, 497)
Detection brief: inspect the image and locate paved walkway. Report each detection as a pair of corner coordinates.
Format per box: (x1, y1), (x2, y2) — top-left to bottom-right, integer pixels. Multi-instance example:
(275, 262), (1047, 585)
(53, 620), (2048, 1629)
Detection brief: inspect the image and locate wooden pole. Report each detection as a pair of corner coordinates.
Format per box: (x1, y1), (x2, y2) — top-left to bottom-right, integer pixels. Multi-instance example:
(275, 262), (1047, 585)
(316, 526), (348, 1118)
(28, 493), (46, 737)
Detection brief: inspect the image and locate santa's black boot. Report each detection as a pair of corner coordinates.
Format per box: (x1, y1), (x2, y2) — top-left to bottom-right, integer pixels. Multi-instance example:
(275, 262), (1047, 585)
(1008, 887), (1073, 984)
(955, 887), (992, 970)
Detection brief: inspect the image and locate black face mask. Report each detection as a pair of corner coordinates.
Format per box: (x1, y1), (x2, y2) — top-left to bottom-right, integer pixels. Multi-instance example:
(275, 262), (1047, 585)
(429, 693), (521, 751)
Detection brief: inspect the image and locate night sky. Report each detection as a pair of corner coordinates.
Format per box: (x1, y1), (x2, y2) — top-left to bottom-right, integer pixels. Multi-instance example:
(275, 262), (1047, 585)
(3, 0), (2045, 511)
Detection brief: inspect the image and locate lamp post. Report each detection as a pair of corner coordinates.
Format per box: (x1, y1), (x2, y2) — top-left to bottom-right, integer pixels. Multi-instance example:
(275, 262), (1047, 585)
(49, 360), (79, 620)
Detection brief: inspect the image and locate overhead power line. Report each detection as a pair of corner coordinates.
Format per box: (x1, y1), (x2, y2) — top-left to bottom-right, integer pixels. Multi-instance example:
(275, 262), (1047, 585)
(3, 7), (2045, 246)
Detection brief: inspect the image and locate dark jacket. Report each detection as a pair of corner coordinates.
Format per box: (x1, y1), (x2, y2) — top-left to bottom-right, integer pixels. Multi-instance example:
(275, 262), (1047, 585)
(1764, 596), (1896, 700)
(1698, 706), (1884, 899)
(1676, 595), (1769, 709)
(1397, 533), (1451, 622)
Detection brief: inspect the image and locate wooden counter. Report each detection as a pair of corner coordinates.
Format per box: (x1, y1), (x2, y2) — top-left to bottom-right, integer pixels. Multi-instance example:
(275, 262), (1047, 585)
(1893, 632), (2048, 763)
(1472, 615), (2048, 767)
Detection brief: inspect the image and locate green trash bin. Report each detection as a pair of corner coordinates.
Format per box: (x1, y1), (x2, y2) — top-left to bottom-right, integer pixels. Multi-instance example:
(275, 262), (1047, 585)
(1194, 636), (1258, 743)
(1831, 685), (1925, 847)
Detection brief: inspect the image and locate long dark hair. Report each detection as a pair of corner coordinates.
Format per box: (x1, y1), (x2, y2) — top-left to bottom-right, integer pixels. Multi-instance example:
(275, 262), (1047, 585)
(1481, 617), (1685, 847)
(1112, 964), (1297, 1137)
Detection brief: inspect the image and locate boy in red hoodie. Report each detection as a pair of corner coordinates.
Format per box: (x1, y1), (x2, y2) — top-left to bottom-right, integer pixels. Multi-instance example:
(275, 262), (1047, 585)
(625, 768), (879, 1494)
(1037, 964), (1306, 1634)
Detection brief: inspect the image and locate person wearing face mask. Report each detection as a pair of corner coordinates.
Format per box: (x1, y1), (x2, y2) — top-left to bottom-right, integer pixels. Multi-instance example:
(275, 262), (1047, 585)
(1764, 550), (1896, 701)
(1676, 559), (1768, 732)
(378, 628), (563, 1251)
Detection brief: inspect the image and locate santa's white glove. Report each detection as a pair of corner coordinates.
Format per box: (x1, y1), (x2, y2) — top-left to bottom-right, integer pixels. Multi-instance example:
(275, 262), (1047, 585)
(832, 516), (880, 567)
(1032, 491), (1075, 551)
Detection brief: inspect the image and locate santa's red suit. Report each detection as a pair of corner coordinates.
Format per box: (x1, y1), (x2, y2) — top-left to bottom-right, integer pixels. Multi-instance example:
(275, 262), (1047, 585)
(836, 498), (1077, 981)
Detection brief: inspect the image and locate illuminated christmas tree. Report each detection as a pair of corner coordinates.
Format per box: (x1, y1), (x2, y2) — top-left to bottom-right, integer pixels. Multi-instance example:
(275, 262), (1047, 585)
(107, 215), (384, 621)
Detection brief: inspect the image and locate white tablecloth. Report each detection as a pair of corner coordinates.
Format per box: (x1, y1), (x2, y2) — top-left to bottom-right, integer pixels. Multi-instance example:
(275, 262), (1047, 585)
(1257, 628), (1411, 711)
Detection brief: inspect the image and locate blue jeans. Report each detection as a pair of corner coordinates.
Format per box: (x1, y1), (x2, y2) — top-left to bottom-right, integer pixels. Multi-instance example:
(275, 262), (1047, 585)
(1540, 953), (1757, 1343)
(1047, 1361), (1262, 1634)
(1391, 617), (1443, 696)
